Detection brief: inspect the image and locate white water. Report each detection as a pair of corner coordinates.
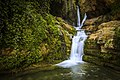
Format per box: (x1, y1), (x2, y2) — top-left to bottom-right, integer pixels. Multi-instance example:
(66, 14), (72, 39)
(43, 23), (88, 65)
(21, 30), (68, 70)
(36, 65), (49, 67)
(70, 30), (87, 62)
(77, 6), (81, 27)
(55, 6), (87, 68)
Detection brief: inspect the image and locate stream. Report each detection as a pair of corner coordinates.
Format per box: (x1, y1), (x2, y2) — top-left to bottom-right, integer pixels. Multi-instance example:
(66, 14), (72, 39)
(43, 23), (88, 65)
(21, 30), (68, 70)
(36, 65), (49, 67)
(1, 62), (120, 80)
(1, 5), (120, 80)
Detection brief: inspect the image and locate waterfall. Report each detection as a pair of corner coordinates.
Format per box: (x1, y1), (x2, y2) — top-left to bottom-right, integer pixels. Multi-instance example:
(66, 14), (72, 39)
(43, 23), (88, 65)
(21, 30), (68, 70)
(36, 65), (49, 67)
(55, 6), (87, 68)
(77, 6), (81, 27)
(70, 30), (87, 62)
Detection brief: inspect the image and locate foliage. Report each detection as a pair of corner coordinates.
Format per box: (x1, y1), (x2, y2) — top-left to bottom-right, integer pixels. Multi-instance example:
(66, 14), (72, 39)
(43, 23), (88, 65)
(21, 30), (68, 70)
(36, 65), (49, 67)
(0, 0), (51, 50)
(0, 0), (46, 71)
(0, 0), (74, 71)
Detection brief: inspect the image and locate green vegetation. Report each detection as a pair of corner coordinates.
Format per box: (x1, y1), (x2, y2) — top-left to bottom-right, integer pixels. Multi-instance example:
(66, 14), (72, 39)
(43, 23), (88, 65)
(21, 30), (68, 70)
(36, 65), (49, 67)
(114, 27), (120, 51)
(0, 0), (75, 72)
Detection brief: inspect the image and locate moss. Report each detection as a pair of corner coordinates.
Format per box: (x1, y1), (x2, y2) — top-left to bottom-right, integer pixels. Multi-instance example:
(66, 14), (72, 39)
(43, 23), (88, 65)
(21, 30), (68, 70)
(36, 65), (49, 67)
(83, 55), (105, 66)
(113, 27), (120, 51)
(85, 39), (100, 49)
(0, 0), (75, 71)
(83, 54), (120, 71)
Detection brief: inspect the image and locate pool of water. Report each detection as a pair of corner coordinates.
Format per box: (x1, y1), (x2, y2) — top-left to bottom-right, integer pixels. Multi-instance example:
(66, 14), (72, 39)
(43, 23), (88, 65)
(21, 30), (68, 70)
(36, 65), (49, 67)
(1, 63), (120, 80)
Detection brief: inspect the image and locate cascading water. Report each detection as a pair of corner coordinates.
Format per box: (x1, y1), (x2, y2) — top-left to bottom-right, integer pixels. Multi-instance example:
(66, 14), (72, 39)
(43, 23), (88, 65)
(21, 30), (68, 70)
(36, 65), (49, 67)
(70, 30), (87, 62)
(55, 6), (87, 68)
(77, 6), (81, 27)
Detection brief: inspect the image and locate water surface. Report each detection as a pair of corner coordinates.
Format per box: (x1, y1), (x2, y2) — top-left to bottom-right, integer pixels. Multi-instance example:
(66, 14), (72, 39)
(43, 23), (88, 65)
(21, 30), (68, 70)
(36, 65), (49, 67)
(1, 63), (120, 80)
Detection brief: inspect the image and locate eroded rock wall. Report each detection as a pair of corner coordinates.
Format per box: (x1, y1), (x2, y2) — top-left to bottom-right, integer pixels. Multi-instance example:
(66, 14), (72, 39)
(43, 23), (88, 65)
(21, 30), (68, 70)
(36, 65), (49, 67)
(84, 21), (120, 70)
(79, 0), (120, 70)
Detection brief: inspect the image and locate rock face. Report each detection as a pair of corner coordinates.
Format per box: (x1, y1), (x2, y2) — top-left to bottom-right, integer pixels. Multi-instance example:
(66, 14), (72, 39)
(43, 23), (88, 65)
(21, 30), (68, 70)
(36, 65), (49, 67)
(79, 0), (110, 18)
(80, 0), (120, 70)
(79, 0), (120, 19)
(84, 21), (120, 70)
(50, 0), (77, 24)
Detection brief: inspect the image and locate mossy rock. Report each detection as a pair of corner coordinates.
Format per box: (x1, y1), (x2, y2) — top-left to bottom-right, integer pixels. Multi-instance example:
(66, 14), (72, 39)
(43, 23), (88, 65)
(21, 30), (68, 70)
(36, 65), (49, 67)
(113, 27), (120, 51)
(83, 55), (120, 71)
(84, 21), (120, 70)
(0, 0), (75, 71)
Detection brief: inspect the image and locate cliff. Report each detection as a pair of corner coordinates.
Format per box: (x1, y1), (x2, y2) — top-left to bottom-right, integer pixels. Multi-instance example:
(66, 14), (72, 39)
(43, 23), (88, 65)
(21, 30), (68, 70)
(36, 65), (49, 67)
(80, 0), (120, 70)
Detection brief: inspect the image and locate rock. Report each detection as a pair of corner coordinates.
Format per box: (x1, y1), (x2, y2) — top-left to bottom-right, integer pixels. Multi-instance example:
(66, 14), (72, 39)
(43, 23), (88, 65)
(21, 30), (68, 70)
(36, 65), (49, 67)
(84, 21), (120, 70)
(56, 17), (75, 33)
(85, 21), (120, 51)
(79, 0), (111, 18)
(50, 0), (77, 24)
(79, 0), (120, 19)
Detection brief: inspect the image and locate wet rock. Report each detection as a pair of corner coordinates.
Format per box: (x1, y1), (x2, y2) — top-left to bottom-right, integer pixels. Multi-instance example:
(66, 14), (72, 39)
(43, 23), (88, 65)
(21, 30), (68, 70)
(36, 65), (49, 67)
(84, 21), (120, 70)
